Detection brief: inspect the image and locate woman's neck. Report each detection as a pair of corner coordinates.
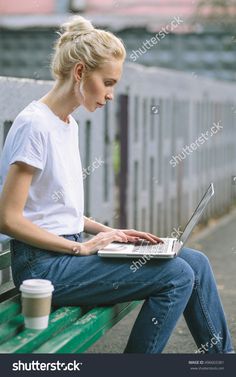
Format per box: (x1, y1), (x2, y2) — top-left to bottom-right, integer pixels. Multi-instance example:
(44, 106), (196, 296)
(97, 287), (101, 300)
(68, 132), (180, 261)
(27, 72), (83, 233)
(39, 79), (80, 123)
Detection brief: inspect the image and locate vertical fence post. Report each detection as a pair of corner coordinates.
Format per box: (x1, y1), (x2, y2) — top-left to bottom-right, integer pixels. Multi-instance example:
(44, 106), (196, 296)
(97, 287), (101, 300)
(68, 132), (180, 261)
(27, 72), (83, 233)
(119, 94), (129, 229)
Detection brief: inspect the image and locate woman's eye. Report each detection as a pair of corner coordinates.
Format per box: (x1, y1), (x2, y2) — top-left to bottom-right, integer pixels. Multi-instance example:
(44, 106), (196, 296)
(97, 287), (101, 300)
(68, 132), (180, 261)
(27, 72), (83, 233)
(105, 82), (113, 86)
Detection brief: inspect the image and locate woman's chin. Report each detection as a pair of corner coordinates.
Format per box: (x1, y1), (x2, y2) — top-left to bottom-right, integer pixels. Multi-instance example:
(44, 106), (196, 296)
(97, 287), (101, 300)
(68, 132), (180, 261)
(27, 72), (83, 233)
(83, 104), (97, 112)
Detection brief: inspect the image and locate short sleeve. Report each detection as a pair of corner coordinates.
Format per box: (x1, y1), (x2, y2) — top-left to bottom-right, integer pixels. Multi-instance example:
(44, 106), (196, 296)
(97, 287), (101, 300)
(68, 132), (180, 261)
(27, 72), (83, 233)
(9, 122), (47, 171)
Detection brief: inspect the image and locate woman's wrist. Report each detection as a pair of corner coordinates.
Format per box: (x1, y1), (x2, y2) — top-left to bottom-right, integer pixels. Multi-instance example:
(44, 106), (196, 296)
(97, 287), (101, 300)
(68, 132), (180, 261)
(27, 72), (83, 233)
(72, 243), (84, 255)
(64, 240), (82, 255)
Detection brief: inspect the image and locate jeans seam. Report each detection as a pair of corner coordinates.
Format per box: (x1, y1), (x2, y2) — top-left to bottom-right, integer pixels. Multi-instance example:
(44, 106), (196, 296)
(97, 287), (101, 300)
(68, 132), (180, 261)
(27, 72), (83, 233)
(146, 290), (174, 353)
(195, 277), (223, 352)
(145, 267), (195, 353)
(52, 280), (154, 287)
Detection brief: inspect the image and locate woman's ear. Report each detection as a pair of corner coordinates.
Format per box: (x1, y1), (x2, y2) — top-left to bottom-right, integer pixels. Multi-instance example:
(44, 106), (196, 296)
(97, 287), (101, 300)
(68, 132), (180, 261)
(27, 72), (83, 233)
(73, 62), (84, 82)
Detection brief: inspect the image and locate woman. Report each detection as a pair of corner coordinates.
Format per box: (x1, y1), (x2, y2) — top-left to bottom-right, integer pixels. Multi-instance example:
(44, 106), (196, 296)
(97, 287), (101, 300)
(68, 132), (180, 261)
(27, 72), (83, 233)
(0, 15), (234, 354)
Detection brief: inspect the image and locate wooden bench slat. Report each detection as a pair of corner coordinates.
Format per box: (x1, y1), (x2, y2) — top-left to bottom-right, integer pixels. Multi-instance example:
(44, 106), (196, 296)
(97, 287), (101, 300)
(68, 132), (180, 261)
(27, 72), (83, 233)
(74, 301), (141, 353)
(0, 306), (85, 353)
(0, 314), (24, 345)
(34, 301), (140, 353)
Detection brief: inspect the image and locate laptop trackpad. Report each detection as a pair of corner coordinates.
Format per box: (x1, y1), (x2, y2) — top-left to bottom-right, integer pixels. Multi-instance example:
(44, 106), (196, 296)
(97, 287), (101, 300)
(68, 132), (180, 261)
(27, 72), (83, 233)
(102, 243), (134, 252)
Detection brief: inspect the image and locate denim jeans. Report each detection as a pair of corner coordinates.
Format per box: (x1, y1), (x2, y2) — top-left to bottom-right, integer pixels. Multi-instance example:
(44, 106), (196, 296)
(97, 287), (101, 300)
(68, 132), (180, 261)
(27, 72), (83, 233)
(10, 232), (234, 353)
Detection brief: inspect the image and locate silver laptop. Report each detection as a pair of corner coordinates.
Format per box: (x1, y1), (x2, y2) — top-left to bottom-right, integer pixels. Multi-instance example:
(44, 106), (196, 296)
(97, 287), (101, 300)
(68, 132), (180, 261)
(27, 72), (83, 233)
(98, 183), (214, 259)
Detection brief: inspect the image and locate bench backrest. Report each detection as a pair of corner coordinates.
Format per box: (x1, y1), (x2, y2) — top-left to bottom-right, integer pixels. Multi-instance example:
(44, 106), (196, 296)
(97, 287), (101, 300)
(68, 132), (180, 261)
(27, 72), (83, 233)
(0, 249), (11, 271)
(0, 248), (18, 301)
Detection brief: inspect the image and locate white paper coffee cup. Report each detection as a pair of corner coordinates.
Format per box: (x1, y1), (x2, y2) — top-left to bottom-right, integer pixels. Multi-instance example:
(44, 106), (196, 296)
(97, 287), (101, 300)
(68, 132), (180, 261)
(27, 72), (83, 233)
(20, 279), (54, 330)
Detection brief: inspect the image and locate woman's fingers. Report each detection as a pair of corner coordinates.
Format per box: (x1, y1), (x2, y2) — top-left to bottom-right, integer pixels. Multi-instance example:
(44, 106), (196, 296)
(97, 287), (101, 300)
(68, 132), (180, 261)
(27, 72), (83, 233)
(129, 232), (163, 244)
(147, 232), (164, 243)
(139, 232), (163, 244)
(145, 233), (164, 244)
(126, 236), (140, 243)
(108, 230), (128, 242)
(106, 234), (125, 243)
(122, 229), (164, 244)
(94, 231), (128, 249)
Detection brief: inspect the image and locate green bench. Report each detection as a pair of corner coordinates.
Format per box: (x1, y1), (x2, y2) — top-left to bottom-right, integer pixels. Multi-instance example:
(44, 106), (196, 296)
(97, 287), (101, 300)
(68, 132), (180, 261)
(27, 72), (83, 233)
(0, 247), (140, 353)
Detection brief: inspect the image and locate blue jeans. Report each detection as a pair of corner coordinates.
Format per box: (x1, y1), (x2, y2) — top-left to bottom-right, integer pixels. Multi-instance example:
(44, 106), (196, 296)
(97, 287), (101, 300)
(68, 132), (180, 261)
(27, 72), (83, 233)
(10, 232), (234, 353)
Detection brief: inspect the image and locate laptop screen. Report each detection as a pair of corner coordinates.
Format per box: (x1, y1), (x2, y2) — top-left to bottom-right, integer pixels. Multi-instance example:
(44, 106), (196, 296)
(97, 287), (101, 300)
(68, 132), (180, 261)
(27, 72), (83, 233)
(179, 183), (214, 246)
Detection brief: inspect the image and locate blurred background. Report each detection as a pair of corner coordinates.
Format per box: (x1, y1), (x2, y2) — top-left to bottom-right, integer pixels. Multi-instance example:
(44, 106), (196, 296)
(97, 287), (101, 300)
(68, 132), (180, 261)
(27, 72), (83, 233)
(0, 0), (236, 81)
(0, 0), (236, 353)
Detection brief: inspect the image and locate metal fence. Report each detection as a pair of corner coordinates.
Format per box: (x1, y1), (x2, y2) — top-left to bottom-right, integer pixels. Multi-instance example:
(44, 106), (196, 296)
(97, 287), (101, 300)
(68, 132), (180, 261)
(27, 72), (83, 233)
(117, 63), (236, 237)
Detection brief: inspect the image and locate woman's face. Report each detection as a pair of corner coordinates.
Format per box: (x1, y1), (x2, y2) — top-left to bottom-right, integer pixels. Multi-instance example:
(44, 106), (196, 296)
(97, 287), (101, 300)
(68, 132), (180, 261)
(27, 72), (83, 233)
(76, 59), (123, 112)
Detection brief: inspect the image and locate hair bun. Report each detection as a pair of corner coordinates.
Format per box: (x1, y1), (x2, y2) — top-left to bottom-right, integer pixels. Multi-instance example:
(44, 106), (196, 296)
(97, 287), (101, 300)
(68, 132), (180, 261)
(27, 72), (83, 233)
(51, 14), (126, 81)
(62, 15), (94, 35)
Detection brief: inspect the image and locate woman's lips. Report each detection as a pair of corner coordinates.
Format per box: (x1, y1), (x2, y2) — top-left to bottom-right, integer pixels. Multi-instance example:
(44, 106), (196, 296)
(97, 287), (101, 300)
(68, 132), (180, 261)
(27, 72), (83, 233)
(97, 102), (105, 107)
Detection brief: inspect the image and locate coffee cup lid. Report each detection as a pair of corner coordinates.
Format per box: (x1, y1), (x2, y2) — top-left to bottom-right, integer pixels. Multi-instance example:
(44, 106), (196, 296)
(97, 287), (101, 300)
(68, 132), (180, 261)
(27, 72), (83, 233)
(20, 279), (54, 294)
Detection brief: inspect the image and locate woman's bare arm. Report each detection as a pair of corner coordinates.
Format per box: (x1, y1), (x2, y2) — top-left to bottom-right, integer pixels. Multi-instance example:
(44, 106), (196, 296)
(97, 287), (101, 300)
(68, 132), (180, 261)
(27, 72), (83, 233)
(0, 162), (79, 254)
(83, 215), (113, 235)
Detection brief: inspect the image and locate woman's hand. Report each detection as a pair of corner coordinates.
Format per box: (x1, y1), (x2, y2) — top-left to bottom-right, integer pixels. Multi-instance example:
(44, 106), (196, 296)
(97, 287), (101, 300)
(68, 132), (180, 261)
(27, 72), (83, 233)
(71, 228), (163, 256)
(72, 229), (129, 256)
(119, 228), (164, 245)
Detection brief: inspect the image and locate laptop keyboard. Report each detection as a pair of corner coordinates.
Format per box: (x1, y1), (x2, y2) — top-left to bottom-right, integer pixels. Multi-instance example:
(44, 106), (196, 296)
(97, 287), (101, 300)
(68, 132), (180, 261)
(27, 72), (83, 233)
(133, 240), (171, 254)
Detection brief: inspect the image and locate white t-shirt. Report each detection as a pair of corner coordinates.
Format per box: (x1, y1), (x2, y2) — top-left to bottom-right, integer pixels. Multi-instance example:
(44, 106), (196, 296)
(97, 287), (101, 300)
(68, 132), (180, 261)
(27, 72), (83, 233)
(0, 100), (84, 240)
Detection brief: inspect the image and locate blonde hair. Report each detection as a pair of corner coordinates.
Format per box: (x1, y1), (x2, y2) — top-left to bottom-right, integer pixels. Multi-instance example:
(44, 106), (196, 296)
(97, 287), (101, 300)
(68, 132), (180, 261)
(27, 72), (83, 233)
(51, 15), (126, 80)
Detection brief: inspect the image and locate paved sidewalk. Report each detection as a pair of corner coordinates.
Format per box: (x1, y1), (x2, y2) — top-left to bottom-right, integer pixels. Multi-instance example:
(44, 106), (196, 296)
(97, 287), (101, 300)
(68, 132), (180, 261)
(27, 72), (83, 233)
(87, 209), (236, 353)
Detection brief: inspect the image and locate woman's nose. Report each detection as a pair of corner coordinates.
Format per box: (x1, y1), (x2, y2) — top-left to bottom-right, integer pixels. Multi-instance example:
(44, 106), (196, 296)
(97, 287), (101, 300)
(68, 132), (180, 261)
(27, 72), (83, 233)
(105, 91), (114, 101)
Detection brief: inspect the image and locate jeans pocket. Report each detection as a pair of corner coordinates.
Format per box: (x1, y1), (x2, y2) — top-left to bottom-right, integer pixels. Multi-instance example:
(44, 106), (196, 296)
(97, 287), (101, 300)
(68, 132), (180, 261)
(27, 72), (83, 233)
(28, 252), (57, 279)
(10, 240), (35, 287)
(10, 240), (54, 278)
(21, 240), (60, 265)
